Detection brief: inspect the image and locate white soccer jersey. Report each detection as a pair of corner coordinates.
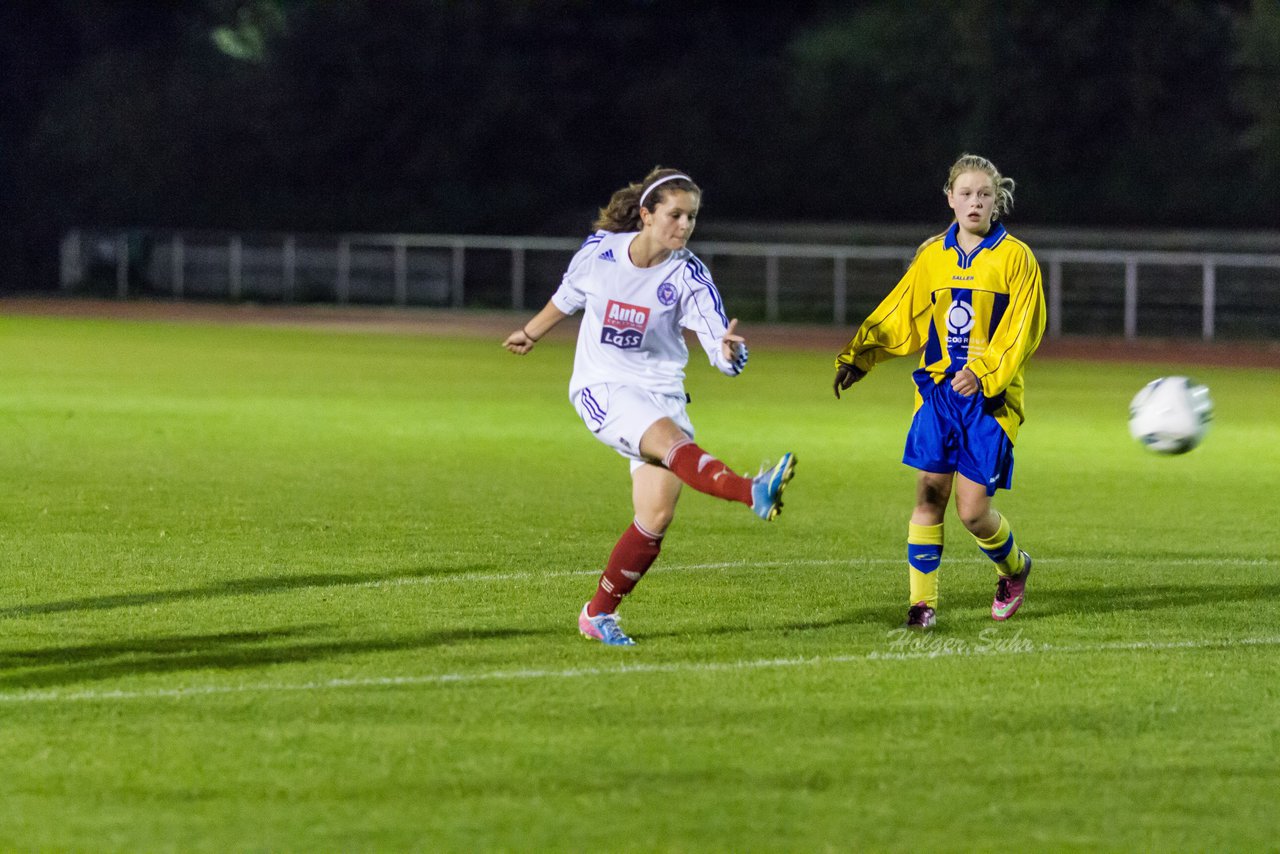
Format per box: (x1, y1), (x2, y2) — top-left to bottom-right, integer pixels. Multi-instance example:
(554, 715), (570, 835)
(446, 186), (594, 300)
(551, 230), (739, 397)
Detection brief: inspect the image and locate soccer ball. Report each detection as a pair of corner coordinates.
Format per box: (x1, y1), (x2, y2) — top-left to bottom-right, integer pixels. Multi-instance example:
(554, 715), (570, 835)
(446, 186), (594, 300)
(1128, 376), (1214, 454)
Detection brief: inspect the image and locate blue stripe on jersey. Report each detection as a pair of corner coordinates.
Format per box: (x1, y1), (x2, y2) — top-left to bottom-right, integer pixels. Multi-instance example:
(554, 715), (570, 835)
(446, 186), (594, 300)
(581, 388), (607, 427)
(987, 292), (1010, 339)
(685, 258), (728, 324)
(579, 231), (606, 250)
(686, 257), (714, 289)
(924, 313), (943, 367)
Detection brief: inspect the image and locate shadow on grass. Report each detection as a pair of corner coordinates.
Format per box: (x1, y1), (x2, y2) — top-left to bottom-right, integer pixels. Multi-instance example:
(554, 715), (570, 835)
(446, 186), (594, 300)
(639, 580), (1280, 640)
(641, 606), (898, 641)
(0, 564), (493, 619)
(1034, 581), (1280, 617)
(0, 624), (549, 691)
(776, 608), (898, 633)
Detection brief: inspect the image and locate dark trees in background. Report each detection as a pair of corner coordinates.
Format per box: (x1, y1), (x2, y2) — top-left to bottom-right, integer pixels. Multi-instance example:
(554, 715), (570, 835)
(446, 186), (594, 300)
(1, 0), (1277, 289)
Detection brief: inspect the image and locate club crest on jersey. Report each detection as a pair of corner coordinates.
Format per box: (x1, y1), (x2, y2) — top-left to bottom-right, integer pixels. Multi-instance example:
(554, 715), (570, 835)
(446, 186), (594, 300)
(602, 299), (649, 349)
(656, 281), (677, 306)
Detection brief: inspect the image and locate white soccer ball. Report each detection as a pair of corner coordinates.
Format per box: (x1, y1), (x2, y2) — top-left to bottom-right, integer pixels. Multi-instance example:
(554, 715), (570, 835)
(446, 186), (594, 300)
(1128, 376), (1214, 454)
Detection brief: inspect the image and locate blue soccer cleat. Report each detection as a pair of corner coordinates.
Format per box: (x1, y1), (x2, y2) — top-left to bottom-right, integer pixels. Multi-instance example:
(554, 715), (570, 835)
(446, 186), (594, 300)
(750, 452), (796, 521)
(578, 604), (636, 646)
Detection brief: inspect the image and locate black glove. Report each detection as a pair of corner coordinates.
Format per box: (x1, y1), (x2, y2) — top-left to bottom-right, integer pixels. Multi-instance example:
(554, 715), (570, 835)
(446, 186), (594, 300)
(833, 363), (866, 399)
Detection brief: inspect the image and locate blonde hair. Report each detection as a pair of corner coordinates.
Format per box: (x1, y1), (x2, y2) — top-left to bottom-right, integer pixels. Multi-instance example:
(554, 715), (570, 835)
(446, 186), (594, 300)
(944, 153), (1015, 221)
(593, 167), (701, 233)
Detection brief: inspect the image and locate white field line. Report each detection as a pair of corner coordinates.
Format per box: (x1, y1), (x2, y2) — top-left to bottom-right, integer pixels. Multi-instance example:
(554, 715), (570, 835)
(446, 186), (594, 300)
(356, 555), (1277, 589)
(3, 634), (1279, 706)
(357, 558), (896, 588)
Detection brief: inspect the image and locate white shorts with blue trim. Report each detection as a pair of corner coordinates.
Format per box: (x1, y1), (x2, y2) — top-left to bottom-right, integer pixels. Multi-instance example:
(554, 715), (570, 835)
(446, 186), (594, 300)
(571, 383), (694, 472)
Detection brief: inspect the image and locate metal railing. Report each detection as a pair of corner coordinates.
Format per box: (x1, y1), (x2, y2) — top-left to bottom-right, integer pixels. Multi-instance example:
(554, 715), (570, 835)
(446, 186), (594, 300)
(60, 228), (1280, 340)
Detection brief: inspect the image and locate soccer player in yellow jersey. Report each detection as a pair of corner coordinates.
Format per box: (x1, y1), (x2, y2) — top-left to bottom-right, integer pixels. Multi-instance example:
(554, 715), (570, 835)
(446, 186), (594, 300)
(832, 154), (1046, 628)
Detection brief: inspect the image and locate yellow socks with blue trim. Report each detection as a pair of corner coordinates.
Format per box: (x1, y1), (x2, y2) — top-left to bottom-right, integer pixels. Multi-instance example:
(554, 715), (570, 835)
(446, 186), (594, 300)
(907, 522), (943, 608)
(974, 513), (1026, 577)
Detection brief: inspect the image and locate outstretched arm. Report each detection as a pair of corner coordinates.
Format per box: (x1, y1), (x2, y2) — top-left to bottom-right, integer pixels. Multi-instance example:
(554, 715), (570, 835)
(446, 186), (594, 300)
(679, 259), (749, 377)
(832, 258), (928, 399)
(503, 302), (570, 355)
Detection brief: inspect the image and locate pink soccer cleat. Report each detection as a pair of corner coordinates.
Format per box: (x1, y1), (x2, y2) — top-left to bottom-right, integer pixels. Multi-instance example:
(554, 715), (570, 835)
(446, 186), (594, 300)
(991, 551), (1032, 621)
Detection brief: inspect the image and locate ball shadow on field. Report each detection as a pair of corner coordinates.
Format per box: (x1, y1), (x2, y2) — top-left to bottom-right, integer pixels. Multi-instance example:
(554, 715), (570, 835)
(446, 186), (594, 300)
(0, 623), (552, 692)
(0, 564), (493, 619)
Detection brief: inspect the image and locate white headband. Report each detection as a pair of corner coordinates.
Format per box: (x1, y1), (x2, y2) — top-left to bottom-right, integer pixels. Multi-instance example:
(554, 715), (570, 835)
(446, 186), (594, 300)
(638, 173), (691, 209)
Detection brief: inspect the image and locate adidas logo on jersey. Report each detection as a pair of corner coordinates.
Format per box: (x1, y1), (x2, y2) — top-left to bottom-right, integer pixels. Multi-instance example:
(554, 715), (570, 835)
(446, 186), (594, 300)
(598, 249), (616, 262)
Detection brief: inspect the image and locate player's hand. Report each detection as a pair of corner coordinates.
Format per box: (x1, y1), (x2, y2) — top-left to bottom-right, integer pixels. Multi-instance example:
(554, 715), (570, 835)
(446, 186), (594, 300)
(951, 367), (980, 396)
(833, 363), (866, 398)
(721, 318), (746, 360)
(503, 328), (535, 355)
(721, 318), (749, 373)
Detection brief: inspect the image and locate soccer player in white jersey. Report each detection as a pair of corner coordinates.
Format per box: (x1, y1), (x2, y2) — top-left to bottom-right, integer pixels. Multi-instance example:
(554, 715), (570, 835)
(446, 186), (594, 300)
(504, 167), (796, 646)
(832, 154), (1046, 629)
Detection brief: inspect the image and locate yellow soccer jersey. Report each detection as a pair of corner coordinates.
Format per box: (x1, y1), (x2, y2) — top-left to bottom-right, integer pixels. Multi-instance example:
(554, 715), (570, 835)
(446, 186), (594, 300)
(835, 221), (1046, 442)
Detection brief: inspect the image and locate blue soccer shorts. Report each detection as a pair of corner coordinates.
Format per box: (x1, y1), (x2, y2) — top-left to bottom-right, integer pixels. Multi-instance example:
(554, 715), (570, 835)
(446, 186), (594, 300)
(902, 379), (1015, 496)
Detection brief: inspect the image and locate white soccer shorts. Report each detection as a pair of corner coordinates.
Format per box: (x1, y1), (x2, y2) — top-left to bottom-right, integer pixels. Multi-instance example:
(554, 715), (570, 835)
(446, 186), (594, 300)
(571, 383), (694, 471)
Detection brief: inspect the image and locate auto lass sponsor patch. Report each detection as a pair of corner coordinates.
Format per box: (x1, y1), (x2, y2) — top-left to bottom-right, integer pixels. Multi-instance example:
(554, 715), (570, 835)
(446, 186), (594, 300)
(601, 299), (649, 349)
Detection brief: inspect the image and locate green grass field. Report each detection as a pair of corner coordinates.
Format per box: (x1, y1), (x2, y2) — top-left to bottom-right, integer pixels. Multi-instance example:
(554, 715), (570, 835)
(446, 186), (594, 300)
(1, 311), (1277, 851)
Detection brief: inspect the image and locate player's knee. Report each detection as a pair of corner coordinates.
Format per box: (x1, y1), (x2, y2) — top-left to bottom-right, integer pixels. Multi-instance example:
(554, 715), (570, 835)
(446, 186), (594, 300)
(957, 506), (997, 535)
(639, 417), (689, 461)
(916, 482), (948, 513)
(637, 509), (673, 536)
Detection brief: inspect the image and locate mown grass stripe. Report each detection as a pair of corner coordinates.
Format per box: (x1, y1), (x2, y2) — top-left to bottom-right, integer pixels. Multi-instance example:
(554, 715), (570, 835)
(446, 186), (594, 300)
(348, 555), (1276, 589)
(4, 634), (1277, 705)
